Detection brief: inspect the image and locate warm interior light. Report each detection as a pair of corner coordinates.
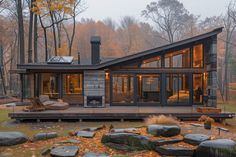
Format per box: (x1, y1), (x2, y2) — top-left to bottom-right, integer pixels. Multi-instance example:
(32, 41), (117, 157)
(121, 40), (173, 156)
(139, 75), (142, 80)
(105, 72), (109, 79)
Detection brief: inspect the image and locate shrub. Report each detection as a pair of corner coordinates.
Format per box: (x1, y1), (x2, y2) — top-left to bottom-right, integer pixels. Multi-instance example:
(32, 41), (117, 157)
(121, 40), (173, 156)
(198, 115), (208, 122)
(198, 115), (215, 124)
(145, 115), (179, 126)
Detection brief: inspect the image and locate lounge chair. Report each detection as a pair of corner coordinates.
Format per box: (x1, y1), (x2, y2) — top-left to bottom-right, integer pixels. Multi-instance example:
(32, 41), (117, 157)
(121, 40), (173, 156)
(39, 95), (69, 110)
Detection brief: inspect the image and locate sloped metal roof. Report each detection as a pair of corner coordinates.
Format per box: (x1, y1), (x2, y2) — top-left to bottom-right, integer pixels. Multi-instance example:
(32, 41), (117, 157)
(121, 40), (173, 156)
(17, 27), (223, 71)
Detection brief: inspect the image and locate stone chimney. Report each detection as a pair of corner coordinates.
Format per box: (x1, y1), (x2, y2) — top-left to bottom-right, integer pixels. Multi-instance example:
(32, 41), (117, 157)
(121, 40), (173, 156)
(90, 36), (101, 65)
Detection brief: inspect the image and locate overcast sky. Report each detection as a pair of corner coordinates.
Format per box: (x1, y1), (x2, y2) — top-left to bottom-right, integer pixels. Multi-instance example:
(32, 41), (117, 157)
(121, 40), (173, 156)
(79, 0), (232, 23)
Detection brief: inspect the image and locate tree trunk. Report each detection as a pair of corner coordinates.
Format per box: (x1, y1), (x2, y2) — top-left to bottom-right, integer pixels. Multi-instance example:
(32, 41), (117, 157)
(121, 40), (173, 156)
(39, 15), (48, 61)
(33, 13), (38, 62)
(16, 0), (25, 64)
(224, 31), (230, 102)
(49, 11), (57, 56)
(0, 45), (6, 95)
(69, 15), (76, 56)
(27, 0), (34, 63)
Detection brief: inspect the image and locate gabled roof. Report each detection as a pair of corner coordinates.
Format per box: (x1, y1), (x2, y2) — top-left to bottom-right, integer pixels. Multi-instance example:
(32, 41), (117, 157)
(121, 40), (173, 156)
(18, 27), (223, 71)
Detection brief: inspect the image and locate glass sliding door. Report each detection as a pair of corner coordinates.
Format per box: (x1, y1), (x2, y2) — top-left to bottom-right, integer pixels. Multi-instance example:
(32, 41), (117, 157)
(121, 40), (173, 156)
(112, 74), (134, 104)
(63, 74), (83, 104)
(41, 73), (59, 99)
(166, 74), (190, 104)
(137, 74), (160, 104)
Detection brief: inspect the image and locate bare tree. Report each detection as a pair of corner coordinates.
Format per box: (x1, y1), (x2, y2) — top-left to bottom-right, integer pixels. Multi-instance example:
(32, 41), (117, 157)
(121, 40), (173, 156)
(223, 1), (236, 101)
(142, 0), (193, 43)
(16, 0), (25, 64)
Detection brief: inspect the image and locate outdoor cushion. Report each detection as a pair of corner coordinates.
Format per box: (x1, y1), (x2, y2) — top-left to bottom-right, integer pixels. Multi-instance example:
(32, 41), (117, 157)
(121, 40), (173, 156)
(39, 95), (50, 103)
(46, 102), (69, 110)
(42, 100), (57, 106)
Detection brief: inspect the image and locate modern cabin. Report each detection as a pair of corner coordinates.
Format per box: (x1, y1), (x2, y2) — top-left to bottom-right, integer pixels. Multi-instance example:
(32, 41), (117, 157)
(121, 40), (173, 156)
(17, 28), (222, 108)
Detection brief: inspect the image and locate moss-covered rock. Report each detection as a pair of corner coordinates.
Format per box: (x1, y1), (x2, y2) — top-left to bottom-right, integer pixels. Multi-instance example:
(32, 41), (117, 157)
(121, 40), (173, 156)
(101, 133), (152, 151)
(195, 139), (236, 157)
(147, 125), (180, 137)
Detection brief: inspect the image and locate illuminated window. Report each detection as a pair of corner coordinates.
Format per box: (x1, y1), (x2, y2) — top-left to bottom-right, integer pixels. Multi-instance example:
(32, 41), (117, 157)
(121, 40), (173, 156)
(63, 74), (83, 95)
(137, 74), (160, 103)
(141, 57), (161, 68)
(165, 48), (190, 68)
(41, 73), (59, 99)
(193, 74), (203, 103)
(112, 75), (134, 104)
(166, 74), (190, 104)
(193, 44), (203, 68)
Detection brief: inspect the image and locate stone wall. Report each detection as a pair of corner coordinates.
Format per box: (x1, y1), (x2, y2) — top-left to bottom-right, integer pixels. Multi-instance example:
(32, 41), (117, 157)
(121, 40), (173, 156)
(83, 70), (105, 107)
(206, 36), (217, 107)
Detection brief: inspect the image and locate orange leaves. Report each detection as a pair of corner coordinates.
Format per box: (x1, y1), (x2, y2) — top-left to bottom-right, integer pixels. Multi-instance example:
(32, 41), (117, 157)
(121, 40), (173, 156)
(32, 0), (75, 16)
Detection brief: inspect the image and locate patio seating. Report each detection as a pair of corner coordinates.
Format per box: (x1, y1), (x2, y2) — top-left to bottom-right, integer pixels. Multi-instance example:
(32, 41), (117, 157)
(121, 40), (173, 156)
(39, 95), (69, 110)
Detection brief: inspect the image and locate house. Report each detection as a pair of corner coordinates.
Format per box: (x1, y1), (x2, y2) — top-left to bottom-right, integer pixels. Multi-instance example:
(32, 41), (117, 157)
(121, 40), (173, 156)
(18, 28), (222, 108)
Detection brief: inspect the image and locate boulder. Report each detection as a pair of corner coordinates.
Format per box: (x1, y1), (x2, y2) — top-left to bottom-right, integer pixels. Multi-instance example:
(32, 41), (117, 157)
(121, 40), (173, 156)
(77, 131), (95, 138)
(0, 132), (28, 146)
(33, 132), (58, 141)
(83, 152), (109, 157)
(82, 125), (106, 132)
(147, 125), (181, 137)
(151, 138), (183, 147)
(57, 139), (80, 144)
(50, 146), (79, 157)
(110, 128), (137, 133)
(195, 139), (236, 157)
(156, 145), (194, 156)
(184, 134), (210, 145)
(101, 133), (151, 151)
(41, 148), (51, 156)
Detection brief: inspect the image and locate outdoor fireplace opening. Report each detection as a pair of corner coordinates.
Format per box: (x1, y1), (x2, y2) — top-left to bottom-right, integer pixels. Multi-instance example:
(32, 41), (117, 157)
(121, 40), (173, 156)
(87, 96), (103, 107)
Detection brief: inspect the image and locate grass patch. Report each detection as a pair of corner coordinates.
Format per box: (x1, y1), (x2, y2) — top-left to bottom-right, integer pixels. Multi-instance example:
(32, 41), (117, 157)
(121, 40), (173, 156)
(0, 109), (11, 122)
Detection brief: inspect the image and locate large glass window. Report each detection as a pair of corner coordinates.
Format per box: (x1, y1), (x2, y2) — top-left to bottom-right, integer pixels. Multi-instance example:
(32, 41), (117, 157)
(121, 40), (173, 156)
(137, 74), (160, 103)
(166, 74), (190, 104)
(41, 73), (59, 99)
(63, 74), (83, 95)
(165, 49), (190, 68)
(193, 74), (203, 103)
(112, 75), (134, 104)
(141, 57), (161, 68)
(193, 44), (203, 68)
(63, 74), (83, 104)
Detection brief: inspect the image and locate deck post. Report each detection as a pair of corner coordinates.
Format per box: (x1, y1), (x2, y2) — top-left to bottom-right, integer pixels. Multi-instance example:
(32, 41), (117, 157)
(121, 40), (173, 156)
(20, 74), (24, 102)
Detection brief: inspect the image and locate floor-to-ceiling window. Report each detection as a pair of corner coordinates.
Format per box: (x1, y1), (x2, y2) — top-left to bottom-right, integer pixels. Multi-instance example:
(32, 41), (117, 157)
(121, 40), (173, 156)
(193, 44), (203, 68)
(41, 73), (59, 99)
(112, 74), (134, 104)
(193, 74), (203, 104)
(63, 74), (83, 104)
(166, 74), (190, 104)
(137, 74), (160, 103)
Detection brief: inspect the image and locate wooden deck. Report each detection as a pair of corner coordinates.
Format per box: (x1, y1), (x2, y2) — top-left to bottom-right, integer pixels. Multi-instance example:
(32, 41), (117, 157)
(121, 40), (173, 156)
(8, 106), (235, 122)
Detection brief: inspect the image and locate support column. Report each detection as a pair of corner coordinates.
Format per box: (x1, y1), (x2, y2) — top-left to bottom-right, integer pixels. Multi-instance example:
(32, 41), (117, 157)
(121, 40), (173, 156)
(20, 74), (24, 102)
(207, 36), (217, 107)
